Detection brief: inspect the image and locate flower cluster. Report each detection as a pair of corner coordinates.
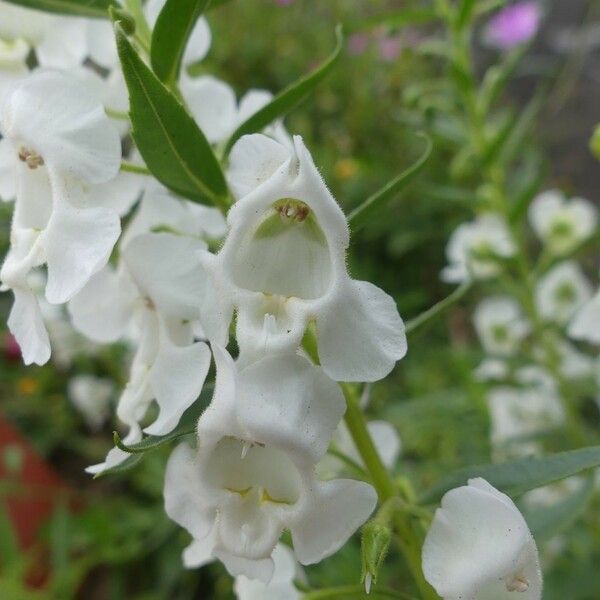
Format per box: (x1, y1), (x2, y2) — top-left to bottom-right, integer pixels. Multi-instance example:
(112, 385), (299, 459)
(0, 2), (409, 588)
(444, 190), (599, 459)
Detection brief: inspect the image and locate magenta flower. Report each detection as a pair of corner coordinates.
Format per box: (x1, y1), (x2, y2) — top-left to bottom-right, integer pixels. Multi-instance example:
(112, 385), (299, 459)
(348, 33), (370, 56)
(485, 1), (541, 50)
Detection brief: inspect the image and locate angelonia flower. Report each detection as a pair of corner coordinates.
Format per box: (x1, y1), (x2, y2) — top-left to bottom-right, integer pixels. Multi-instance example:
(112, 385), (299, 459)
(485, 1), (542, 51)
(528, 190), (597, 255)
(234, 544), (303, 600)
(0, 70), (121, 365)
(441, 214), (516, 283)
(422, 478), (542, 599)
(164, 347), (377, 581)
(473, 296), (530, 357)
(535, 261), (592, 325)
(201, 133), (407, 382)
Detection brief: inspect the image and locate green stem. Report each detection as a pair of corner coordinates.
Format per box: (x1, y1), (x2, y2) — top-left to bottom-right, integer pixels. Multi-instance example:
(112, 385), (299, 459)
(106, 108), (130, 121)
(342, 384), (437, 600)
(120, 161), (152, 176)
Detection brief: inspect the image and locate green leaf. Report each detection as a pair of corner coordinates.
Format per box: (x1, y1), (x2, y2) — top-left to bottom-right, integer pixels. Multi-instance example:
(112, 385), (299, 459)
(114, 384), (213, 454)
(456, 0), (477, 30)
(348, 132), (432, 231)
(525, 476), (595, 542)
(3, 0), (113, 18)
(420, 445), (600, 504)
(113, 22), (228, 207)
(151, 0), (211, 87)
(223, 25), (344, 156)
(92, 453), (143, 479)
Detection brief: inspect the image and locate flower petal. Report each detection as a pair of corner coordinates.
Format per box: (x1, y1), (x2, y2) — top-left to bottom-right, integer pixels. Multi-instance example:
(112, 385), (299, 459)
(237, 353), (346, 463)
(422, 478), (542, 600)
(290, 479), (377, 565)
(68, 266), (137, 343)
(180, 75), (237, 144)
(123, 232), (208, 320)
(43, 176), (121, 304)
(164, 443), (215, 540)
(317, 279), (407, 382)
(227, 134), (292, 200)
(2, 70), (121, 183)
(145, 338), (211, 436)
(7, 288), (50, 365)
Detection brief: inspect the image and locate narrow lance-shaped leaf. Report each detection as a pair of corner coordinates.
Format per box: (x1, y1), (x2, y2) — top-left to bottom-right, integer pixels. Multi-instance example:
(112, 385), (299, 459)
(113, 20), (228, 208)
(524, 476), (595, 542)
(3, 0), (113, 18)
(420, 445), (600, 504)
(223, 25), (344, 156)
(348, 132), (432, 232)
(151, 0), (211, 87)
(93, 454), (143, 479)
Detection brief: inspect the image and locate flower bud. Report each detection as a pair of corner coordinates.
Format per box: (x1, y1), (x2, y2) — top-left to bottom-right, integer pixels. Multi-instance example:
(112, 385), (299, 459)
(361, 521), (391, 594)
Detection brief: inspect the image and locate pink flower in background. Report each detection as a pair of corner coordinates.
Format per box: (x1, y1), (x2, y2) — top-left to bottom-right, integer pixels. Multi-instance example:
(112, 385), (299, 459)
(348, 32), (370, 56)
(275, 0), (294, 5)
(378, 34), (403, 61)
(485, 1), (542, 50)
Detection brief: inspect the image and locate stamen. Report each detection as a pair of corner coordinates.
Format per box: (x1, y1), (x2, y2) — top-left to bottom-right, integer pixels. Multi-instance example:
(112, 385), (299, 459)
(506, 574), (529, 593)
(241, 441), (252, 459)
(18, 146), (44, 169)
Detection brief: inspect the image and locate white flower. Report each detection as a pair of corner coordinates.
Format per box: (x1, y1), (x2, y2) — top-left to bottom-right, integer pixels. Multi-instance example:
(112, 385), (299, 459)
(234, 544), (302, 600)
(71, 232), (213, 474)
(529, 189), (597, 255)
(200, 134), (407, 382)
(317, 420), (401, 479)
(568, 286), (600, 344)
(0, 1), (87, 69)
(422, 478), (542, 600)
(164, 347), (377, 581)
(473, 296), (529, 356)
(535, 261), (592, 325)
(473, 358), (509, 382)
(181, 75), (290, 147)
(0, 70), (121, 365)
(68, 374), (114, 431)
(441, 214), (516, 283)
